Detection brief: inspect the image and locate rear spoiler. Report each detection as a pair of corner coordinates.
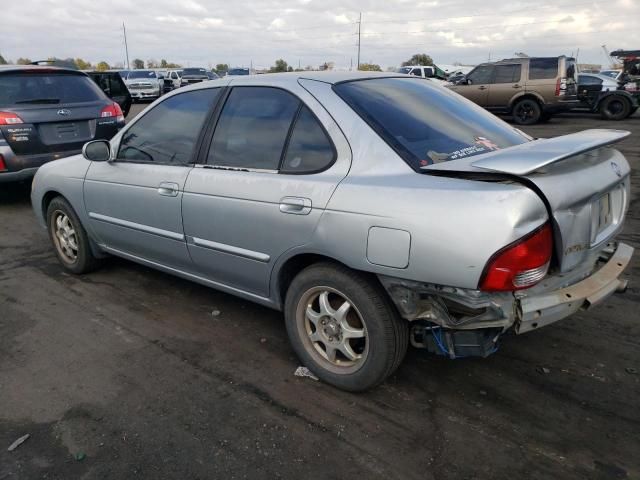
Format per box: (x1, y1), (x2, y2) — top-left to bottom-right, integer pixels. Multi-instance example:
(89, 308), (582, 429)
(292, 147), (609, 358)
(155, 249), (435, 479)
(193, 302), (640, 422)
(424, 129), (630, 176)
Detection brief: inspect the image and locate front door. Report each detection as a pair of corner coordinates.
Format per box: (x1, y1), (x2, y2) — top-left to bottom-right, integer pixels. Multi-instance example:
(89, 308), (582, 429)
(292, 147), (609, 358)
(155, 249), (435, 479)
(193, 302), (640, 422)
(487, 63), (523, 109)
(83, 88), (221, 270)
(182, 85), (350, 298)
(450, 65), (493, 106)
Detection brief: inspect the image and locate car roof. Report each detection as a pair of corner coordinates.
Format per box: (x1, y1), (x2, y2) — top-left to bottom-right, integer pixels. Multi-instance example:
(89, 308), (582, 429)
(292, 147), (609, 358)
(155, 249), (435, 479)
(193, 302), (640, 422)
(0, 65), (85, 75)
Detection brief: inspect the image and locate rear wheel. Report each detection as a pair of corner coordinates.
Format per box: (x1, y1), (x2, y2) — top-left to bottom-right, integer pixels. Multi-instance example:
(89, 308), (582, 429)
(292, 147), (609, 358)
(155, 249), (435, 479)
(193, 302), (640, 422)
(284, 262), (408, 392)
(512, 98), (542, 125)
(46, 197), (101, 274)
(600, 95), (632, 120)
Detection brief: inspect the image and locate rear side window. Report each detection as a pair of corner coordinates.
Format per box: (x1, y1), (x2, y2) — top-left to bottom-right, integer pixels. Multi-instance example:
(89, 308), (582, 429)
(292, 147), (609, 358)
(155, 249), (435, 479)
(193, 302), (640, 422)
(281, 106), (336, 174)
(207, 87), (299, 170)
(334, 77), (529, 170)
(492, 64), (521, 84)
(528, 58), (558, 80)
(0, 73), (105, 107)
(118, 88), (219, 165)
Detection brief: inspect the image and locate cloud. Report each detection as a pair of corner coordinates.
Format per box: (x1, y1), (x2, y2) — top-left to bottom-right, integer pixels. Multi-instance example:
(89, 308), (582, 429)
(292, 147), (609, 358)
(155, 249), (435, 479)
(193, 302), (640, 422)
(0, 0), (637, 70)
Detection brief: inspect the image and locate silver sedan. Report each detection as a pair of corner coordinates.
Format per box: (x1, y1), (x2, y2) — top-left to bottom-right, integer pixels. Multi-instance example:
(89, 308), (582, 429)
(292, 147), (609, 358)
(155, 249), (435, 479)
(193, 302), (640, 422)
(31, 72), (633, 391)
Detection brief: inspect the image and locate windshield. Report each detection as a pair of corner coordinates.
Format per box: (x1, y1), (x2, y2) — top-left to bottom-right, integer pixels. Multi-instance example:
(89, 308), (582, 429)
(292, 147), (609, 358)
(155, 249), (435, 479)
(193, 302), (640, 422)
(228, 68), (249, 75)
(334, 77), (530, 170)
(600, 70), (620, 79)
(183, 68), (207, 76)
(0, 73), (105, 107)
(127, 70), (156, 79)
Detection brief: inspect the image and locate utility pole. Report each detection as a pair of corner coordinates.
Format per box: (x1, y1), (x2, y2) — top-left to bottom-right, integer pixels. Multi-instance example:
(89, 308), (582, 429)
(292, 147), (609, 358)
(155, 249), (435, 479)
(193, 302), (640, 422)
(122, 22), (130, 70)
(357, 12), (362, 71)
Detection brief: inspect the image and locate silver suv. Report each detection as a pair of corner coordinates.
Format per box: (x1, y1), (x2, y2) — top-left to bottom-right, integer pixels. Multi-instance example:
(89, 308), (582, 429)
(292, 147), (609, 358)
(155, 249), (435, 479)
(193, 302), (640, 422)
(31, 73), (633, 391)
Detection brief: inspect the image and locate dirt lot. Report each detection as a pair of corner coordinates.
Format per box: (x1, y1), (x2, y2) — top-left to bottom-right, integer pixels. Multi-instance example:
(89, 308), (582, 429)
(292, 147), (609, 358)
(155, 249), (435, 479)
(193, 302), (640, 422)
(1, 108), (639, 480)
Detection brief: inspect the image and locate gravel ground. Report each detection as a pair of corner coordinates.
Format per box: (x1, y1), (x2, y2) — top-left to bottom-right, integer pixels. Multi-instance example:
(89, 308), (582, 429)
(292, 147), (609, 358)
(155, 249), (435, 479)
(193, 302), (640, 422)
(1, 106), (639, 479)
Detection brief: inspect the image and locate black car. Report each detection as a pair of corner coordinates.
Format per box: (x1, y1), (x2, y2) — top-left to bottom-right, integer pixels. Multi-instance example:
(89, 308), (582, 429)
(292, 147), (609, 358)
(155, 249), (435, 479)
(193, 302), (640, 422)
(180, 67), (216, 86)
(576, 73), (638, 120)
(0, 65), (125, 183)
(85, 70), (132, 117)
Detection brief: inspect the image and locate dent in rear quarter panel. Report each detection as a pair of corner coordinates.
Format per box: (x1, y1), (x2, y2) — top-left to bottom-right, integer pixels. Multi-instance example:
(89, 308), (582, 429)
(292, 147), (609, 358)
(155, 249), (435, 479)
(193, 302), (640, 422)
(31, 155), (92, 231)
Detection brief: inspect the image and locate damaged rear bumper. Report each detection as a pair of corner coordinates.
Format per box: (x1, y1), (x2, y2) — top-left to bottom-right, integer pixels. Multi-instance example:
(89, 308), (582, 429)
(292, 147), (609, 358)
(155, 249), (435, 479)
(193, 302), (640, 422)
(379, 242), (633, 353)
(515, 242), (633, 333)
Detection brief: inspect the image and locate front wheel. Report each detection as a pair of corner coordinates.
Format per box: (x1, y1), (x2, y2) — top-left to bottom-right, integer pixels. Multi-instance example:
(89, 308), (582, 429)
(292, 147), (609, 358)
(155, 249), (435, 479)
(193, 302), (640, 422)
(600, 95), (632, 120)
(46, 197), (101, 274)
(284, 263), (408, 392)
(512, 98), (542, 125)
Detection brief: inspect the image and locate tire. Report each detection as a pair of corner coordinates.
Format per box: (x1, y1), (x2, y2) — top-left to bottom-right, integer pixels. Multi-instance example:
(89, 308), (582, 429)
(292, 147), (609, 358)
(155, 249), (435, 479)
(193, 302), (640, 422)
(512, 98), (542, 125)
(284, 262), (408, 392)
(46, 196), (101, 274)
(599, 95), (632, 120)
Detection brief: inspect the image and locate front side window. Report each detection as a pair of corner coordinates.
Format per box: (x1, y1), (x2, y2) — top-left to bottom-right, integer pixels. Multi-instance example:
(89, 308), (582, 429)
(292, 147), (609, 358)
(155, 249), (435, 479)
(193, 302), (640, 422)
(118, 88), (219, 165)
(492, 64), (521, 84)
(467, 65), (493, 84)
(334, 77), (529, 170)
(281, 106), (335, 174)
(528, 58), (558, 80)
(411, 69), (422, 76)
(207, 87), (299, 170)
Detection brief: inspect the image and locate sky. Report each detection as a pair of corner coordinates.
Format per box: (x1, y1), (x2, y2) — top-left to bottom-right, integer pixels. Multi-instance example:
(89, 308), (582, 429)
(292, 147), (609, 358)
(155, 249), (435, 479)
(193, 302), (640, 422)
(1, 0), (638, 70)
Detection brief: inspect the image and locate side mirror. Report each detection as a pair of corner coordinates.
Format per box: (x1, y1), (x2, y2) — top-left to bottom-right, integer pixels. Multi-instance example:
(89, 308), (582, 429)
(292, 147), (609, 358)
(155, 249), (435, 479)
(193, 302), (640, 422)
(82, 140), (111, 162)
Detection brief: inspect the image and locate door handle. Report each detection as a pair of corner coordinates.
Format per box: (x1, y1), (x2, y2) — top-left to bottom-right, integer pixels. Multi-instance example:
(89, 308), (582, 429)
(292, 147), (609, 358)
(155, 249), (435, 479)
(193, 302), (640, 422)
(158, 182), (179, 197)
(280, 197), (312, 215)
(512, 84), (521, 88)
(478, 86), (487, 90)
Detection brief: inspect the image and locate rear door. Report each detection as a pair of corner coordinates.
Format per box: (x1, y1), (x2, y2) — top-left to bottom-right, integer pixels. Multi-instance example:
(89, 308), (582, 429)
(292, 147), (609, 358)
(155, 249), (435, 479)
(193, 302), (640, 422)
(83, 88), (221, 270)
(487, 63), (523, 108)
(0, 70), (117, 157)
(182, 84), (350, 298)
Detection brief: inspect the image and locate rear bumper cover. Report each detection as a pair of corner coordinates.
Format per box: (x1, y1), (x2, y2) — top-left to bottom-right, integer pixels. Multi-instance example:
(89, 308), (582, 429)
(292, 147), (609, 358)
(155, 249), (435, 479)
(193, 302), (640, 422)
(516, 242), (633, 333)
(380, 242), (633, 334)
(0, 149), (81, 183)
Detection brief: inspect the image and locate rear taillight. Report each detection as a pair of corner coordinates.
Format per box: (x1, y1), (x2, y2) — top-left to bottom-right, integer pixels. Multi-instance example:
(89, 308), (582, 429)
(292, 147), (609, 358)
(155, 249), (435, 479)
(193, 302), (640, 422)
(0, 154), (6, 171)
(100, 103), (124, 123)
(555, 77), (567, 96)
(480, 223), (553, 292)
(0, 111), (24, 125)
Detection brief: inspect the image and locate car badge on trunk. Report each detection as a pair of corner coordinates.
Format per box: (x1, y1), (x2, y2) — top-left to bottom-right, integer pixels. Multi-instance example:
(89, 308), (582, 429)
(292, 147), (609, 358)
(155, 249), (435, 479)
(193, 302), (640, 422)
(611, 161), (622, 178)
(57, 109), (71, 116)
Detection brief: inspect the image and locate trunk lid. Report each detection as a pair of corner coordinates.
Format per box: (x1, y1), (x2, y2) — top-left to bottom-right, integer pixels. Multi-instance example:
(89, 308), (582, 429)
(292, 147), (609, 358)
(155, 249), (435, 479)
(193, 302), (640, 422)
(424, 129), (631, 272)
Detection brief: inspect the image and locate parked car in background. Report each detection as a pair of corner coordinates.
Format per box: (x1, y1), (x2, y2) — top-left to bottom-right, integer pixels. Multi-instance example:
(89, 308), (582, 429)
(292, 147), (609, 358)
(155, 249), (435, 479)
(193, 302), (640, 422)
(180, 68), (212, 86)
(31, 72), (632, 391)
(227, 67), (250, 76)
(207, 71), (220, 80)
(0, 65), (124, 183)
(86, 70), (132, 117)
(166, 69), (182, 90)
(600, 69), (623, 81)
(124, 70), (163, 101)
(396, 65), (448, 83)
(448, 56), (579, 125)
(576, 73), (638, 120)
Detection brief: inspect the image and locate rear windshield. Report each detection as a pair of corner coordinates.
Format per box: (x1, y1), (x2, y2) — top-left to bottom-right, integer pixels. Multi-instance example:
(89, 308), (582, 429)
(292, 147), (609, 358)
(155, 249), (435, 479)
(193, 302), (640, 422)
(0, 73), (105, 107)
(565, 58), (576, 80)
(334, 77), (529, 170)
(127, 70), (156, 79)
(183, 68), (207, 75)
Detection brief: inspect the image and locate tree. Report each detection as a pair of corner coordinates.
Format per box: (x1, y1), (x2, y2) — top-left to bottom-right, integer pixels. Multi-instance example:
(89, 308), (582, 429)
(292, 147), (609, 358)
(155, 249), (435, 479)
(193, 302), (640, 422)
(160, 59), (168, 68)
(75, 58), (92, 70)
(359, 63), (382, 71)
(0, 54), (8, 65)
(269, 59), (289, 73)
(147, 59), (158, 68)
(215, 63), (229, 74)
(96, 61), (110, 72)
(16, 57), (32, 65)
(132, 58), (144, 69)
(319, 61), (334, 71)
(401, 53), (433, 67)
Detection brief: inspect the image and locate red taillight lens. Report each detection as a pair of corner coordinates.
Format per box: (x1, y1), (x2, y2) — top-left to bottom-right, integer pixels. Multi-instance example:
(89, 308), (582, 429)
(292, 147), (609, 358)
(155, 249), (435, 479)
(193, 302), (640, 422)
(480, 223), (553, 292)
(0, 111), (24, 125)
(0, 154), (6, 171)
(100, 103), (124, 122)
(555, 77), (567, 96)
